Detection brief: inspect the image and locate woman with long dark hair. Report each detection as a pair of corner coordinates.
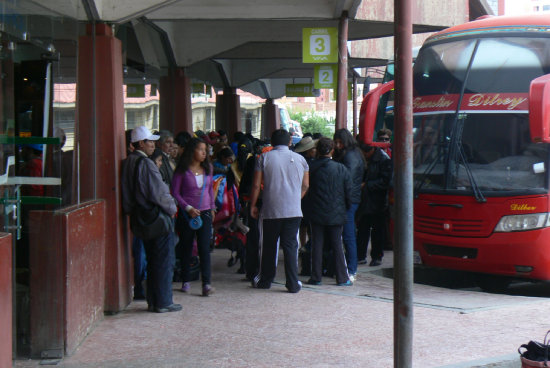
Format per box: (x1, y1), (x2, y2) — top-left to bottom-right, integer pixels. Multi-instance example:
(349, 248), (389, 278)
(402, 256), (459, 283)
(171, 137), (216, 296)
(332, 128), (365, 282)
(230, 137), (253, 188)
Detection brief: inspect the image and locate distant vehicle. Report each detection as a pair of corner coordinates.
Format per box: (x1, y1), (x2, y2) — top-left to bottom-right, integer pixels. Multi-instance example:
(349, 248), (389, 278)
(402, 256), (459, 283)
(278, 105), (303, 138)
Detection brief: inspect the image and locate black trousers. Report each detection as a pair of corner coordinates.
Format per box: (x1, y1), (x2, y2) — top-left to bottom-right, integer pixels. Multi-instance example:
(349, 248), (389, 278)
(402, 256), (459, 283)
(357, 213), (387, 261)
(256, 217), (301, 292)
(143, 231), (175, 309)
(245, 205), (260, 281)
(178, 210), (213, 286)
(310, 223), (349, 284)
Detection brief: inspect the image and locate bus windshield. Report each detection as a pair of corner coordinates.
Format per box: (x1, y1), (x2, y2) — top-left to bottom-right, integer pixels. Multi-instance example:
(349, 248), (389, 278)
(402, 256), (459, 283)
(413, 35), (550, 195)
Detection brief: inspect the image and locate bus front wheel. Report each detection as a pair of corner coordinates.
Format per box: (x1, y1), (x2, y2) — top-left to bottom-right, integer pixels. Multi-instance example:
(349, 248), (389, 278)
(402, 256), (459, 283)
(475, 274), (511, 293)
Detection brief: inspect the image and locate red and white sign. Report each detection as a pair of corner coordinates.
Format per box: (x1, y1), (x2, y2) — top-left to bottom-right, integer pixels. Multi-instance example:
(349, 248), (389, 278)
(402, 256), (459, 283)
(414, 93), (529, 113)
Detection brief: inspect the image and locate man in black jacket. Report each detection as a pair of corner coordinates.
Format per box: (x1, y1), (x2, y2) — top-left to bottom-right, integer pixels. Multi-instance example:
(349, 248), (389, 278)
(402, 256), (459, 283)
(356, 142), (393, 267)
(303, 138), (352, 286)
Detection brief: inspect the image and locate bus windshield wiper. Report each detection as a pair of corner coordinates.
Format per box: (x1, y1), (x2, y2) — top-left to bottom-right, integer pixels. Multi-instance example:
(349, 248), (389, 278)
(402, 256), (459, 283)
(457, 143), (486, 203)
(445, 38), (485, 203)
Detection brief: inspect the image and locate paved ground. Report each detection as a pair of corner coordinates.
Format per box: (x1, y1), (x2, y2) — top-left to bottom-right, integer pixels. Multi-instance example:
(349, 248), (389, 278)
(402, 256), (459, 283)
(14, 249), (549, 368)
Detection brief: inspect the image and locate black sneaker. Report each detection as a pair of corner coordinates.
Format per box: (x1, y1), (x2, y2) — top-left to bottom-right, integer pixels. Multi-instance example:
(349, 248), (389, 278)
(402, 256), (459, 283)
(252, 279), (271, 289)
(286, 281), (302, 293)
(154, 303), (183, 313)
(306, 279), (322, 286)
(369, 259), (382, 267)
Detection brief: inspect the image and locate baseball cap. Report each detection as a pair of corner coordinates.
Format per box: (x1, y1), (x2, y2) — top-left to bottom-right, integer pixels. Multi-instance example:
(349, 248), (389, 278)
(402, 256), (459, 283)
(131, 126), (160, 143)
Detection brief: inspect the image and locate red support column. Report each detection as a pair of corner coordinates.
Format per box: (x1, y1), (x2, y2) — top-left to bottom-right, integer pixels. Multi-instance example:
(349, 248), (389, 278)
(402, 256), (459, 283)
(0, 233), (12, 368)
(335, 12), (349, 130)
(394, 0), (414, 366)
(215, 88), (241, 140)
(76, 23), (131, 313)
(262, 98), (280, 139)
(159, 67), (192, 134)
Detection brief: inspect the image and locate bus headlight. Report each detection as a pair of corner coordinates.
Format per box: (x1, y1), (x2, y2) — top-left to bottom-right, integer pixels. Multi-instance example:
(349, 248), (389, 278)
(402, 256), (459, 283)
(494, 213), (549, 232)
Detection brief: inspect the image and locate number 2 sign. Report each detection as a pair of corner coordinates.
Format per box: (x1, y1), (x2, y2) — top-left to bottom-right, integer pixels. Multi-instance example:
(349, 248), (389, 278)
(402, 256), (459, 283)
(314, 64), (338, 89)
(303, 27), (338, 63)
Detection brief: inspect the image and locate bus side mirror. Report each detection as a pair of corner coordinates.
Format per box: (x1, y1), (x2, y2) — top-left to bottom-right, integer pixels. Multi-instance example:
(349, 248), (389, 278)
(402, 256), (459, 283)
(529, 74), (550, 143)
(358, 80), (394, 147)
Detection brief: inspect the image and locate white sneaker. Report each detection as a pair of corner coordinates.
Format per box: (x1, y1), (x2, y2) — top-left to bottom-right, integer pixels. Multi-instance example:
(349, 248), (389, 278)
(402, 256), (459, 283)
(349, 274), (356, 283)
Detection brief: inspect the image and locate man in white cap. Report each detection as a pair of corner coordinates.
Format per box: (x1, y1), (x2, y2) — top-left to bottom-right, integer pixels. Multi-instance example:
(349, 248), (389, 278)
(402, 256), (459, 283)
(121, 126), (181, 313)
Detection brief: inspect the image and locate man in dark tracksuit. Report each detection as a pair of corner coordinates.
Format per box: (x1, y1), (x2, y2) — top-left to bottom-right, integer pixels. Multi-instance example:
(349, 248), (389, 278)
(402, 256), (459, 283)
(356, 143), (393, 267)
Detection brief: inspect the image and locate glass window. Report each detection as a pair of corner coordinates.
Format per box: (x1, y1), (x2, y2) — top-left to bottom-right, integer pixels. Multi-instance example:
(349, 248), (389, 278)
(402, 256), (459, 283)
(414, 37), (550, 96)
(413, 114), (453, 190)
(413, 39), (476, 96)
(465, 38), (549, 93)
(414, 113), (549, 193)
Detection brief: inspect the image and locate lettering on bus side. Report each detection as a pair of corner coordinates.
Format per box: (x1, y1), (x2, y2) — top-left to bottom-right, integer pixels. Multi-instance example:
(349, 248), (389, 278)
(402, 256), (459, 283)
(510, 204), (537, 211)
(467, 93), (528, 110)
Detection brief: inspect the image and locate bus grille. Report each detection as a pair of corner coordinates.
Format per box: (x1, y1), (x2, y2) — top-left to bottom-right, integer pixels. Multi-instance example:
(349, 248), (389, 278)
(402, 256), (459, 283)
(424, 244), (478, 259)
(415, 215), (486, 236)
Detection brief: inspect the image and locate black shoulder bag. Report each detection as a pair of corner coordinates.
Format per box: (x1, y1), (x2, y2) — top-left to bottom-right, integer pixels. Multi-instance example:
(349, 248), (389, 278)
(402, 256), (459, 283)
(519, 330), (550, 367)
(129, 156), (173, 241)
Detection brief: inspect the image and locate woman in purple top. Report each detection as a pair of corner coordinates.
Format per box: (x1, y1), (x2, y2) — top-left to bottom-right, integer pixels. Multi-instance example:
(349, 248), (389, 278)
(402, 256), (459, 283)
(171, 137), (216, 296)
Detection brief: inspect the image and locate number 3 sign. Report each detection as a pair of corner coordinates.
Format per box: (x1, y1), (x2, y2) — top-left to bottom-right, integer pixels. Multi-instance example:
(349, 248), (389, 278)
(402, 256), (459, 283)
(303, 27), (338, 63)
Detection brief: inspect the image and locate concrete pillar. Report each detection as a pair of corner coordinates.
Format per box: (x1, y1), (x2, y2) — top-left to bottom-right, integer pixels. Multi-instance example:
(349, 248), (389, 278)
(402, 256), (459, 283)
(76, 23), (131, 313)
(262, 98), (280, 140)
(159, 67), (192, 134)
(216, 88), (241, 140)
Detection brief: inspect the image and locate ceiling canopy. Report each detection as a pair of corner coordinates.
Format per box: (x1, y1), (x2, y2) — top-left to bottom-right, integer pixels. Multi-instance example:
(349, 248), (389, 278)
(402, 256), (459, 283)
(25, 0), (469, 98)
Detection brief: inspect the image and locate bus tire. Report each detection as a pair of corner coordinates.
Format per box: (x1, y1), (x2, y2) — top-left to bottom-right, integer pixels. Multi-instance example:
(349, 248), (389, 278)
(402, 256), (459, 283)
(475, 274), (511, 293)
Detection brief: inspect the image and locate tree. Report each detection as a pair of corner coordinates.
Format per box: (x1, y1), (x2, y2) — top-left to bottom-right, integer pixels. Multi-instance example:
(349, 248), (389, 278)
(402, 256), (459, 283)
(290, 111), (335, 137)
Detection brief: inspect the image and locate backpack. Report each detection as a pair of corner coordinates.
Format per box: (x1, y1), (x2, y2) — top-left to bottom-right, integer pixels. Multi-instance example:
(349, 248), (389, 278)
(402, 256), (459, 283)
(215, 229), (246, 267)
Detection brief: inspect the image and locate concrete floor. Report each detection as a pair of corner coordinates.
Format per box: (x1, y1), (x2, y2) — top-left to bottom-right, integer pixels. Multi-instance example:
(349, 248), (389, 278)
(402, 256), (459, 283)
(14, 249), (548, 368)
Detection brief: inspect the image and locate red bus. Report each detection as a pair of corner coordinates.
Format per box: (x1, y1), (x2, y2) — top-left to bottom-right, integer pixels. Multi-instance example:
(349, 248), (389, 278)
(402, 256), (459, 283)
(359, 15), (550, 290)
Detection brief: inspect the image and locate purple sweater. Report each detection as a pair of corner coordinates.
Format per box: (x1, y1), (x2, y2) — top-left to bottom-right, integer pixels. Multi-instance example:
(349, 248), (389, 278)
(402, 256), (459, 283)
(171, 167), (215, 211)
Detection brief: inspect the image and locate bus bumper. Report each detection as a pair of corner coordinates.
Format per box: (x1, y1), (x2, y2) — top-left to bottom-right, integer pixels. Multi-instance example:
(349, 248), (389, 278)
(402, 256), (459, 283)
(414, 227), (550, 280)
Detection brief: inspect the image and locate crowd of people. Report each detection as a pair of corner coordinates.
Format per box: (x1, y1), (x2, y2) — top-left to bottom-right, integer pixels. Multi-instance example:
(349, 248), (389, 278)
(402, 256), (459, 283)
(121, 124), (393, 313)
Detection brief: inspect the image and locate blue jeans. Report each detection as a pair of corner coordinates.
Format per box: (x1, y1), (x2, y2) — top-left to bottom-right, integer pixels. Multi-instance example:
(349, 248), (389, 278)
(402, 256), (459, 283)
(132, 236), (147, 298)
(143, 231), (175, 309)
(342, 203), (359, 275)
